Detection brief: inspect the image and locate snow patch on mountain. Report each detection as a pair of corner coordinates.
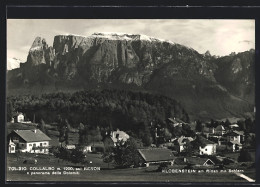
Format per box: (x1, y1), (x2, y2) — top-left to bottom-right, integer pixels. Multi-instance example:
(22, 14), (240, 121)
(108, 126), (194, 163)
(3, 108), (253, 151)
(29, 46), (42, 52)
(59, 33), (87, 38)
(91, 32), (133, 40)
(91, 32), (175, 44)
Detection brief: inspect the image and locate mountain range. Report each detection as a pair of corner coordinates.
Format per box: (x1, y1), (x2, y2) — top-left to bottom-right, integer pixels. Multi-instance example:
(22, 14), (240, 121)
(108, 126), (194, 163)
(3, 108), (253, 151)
(7, 32), (255, 120)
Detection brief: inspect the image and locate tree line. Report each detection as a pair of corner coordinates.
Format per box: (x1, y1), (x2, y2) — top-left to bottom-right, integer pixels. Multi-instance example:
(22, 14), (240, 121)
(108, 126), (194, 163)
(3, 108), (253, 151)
(7, 89), (190, 144)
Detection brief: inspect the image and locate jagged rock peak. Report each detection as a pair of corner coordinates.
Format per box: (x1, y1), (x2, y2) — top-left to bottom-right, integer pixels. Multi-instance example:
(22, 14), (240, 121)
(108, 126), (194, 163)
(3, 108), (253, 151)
(29, 36), (48, 51)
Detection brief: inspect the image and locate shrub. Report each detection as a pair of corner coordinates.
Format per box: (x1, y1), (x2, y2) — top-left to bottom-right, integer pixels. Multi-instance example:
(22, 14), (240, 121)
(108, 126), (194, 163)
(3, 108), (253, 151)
(157, 162), (169, 172)
(238, 149), (252, 162)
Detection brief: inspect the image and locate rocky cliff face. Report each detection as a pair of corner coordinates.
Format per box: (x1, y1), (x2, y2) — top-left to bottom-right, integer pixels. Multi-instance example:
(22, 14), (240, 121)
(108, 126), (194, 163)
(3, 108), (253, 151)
(7, 33), (255, 120)
(26, 37), (55, 67)
(213, 49), (255, 105)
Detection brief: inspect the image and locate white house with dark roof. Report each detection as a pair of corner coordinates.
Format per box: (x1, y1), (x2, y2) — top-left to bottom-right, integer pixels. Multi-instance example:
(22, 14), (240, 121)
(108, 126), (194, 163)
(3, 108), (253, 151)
(12, 112), (24, 123)
(187, 157), (215, 167)
(104, 129), (130, 148)
(175, 157), (215, 167)
(199, 137), (217, 155)
(225, 131), (244, 144)
(8, 129), (51, 154)
(111, 129), (129, 144)
(175, 136), (194, 152)
(228, 140), (242, 152)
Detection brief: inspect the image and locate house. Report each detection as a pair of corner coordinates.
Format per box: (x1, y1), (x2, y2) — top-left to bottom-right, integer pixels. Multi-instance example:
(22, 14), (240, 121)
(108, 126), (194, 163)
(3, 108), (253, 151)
(187, 157), (215, 167)
(199, 137), (217, 155)
(111, 129), (129, 143)
(65, 144), (76, 150)
(214, 125), (225, 136)
(175, 136), (194, 152)
(138, 148), (175, 167)
(8, 139), (16, 153)
(233, 130), (245, 142)
(225, 131), (244, 144)
(103, 129), (130, 149)
(7, 129), (51, 154)
(12, 113), (24, 123)
(175, 157), (215, 167)
(167, 117), (187, 127)
(82, 145), (92, 153)
(227, 140), (242, 152)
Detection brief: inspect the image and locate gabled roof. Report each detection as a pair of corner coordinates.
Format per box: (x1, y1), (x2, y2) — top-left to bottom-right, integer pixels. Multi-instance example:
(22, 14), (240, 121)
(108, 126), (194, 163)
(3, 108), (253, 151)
(9, 139), (15, 146)
(225, 131), (241, 137)
(11, 129), (51, 142)
(168, 118), (186, 124)
(199, 136), (216, 145)
(138, 148), (175, 162)
(229, 124), (239, 128)
(229, 140), (242, 146)
(233, 130), (244, 136)
(215, 125), (225, 131)
(177, 136), (194, 145)
(13, 112), (23, 117)
(187, 157), (215, 166)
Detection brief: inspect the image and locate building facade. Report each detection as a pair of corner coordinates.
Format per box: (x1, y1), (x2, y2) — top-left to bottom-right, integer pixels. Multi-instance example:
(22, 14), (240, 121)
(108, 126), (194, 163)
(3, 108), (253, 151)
(199, 144), (217, 155)
(13, 113), (24, 123)
(8, 129), (51, 154)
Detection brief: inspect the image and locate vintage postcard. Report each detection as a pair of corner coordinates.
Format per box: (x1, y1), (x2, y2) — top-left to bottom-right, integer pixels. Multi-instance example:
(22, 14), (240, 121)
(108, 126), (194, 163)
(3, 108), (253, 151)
(6, 19), (256, 182)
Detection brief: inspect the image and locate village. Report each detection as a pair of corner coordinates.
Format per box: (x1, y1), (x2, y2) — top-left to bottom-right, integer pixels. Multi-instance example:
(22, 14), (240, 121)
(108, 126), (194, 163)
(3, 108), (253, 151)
(6, 111), (256, 182)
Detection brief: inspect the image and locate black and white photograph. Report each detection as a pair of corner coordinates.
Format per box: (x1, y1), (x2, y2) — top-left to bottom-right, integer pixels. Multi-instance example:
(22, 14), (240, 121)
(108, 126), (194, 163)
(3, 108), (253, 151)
(6, 19), (256, 182)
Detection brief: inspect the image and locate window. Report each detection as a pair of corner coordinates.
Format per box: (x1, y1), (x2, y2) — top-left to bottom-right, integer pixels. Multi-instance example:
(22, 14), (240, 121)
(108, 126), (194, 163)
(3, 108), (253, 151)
(205, 149), (207, 151)
(11, 147), (15, 151)
(29, 144), (32, 146)
(40, 143), (42, 146)
(33, 144), (36, 147)
(44, 143), (47, 145)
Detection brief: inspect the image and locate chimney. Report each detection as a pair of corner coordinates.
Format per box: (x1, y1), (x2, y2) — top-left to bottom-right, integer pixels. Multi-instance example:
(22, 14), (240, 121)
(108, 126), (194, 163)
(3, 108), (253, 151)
(33, 129), (37, 133)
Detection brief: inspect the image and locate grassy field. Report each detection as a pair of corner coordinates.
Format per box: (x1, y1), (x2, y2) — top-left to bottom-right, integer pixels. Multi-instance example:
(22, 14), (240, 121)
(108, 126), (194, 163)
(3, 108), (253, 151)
(6, 153), (254, 183)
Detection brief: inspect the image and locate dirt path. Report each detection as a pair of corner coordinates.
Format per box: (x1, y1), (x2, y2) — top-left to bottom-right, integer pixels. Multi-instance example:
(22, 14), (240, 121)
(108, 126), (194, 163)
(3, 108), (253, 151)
(235, 172), (255, 182)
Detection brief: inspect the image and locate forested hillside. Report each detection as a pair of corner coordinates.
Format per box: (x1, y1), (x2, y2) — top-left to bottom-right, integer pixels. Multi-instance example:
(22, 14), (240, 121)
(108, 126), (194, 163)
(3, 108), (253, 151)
(7, 89), (189, 135)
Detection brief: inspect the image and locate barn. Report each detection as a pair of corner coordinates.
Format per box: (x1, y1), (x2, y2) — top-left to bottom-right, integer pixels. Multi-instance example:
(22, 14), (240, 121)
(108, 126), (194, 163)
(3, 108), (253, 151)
(138, 148), (175, 167)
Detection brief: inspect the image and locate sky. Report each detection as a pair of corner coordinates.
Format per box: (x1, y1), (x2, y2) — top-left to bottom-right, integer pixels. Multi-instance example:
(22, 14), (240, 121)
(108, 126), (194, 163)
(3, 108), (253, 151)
(7, 19), (255, 62)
